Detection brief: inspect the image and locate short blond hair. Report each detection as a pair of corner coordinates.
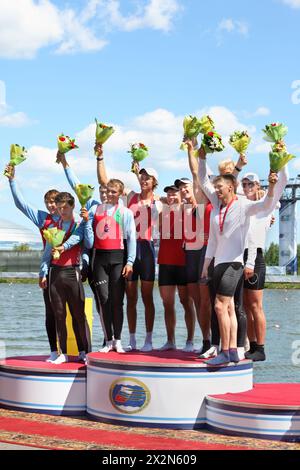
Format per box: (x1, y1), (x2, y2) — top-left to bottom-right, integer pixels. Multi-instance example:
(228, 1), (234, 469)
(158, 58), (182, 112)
(218, 159), (235, 175)
(107, 178), (124, 195)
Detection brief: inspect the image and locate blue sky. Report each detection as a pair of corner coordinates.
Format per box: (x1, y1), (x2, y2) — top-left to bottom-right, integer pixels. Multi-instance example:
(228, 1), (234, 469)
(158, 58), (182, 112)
(1, 0), (300, 246)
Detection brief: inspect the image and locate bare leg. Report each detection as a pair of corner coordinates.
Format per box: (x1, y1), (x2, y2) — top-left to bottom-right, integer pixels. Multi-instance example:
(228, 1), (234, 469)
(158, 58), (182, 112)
(159, 285), (176, 344)
(177, 285), (195, 342)
(141, 280), (155, 333)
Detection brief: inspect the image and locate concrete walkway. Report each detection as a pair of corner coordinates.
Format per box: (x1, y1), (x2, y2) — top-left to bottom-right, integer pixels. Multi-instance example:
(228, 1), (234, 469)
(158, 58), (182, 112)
(0, 442), (44, 450)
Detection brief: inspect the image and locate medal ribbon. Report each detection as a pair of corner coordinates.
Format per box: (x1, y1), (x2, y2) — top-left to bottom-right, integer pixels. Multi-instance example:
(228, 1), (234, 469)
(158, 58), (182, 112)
(218, 197), (236, 234)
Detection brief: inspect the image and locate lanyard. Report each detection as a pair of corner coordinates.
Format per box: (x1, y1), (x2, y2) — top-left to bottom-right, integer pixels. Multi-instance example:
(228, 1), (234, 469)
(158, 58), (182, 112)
(219, 197), (236, 234)
(58, 218), (75, 241)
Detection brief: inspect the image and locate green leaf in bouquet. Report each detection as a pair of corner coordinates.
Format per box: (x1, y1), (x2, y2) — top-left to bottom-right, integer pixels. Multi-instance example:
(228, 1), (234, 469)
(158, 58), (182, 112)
(182, 115), (214, 139)
(198, 115), (215, 134)
(229, 131), (251, 154)
(180, 115), (215, 152)
(269, 150), (295, 173)
(57, 134), (78, 155)
(75, 184), (95, 207)
(43, 227), (65, 247)
(262, 123), (288, 143)
(128, 143), (149, 162)
(95, 118), (115, 146)
(201, 131), (225, 154)
(3, 144), (27, 177)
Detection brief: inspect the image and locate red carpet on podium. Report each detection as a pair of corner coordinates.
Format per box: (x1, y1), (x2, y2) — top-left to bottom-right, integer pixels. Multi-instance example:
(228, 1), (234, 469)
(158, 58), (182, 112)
(0, 409), (299, 451)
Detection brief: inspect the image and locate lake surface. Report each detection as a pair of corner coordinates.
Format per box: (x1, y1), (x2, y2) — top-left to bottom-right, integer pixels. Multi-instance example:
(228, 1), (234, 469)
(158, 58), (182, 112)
(0, 283), (299, 383)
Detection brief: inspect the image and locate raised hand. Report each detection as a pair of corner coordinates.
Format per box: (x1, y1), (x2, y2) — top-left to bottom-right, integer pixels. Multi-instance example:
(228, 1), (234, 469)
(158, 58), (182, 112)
(94, 142), (103, 157)
(80, 207), (89, 222)
(4, 164), (15, 180)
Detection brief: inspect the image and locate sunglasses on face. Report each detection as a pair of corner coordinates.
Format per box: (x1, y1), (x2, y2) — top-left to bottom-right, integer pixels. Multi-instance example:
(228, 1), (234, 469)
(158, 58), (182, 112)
(242, 181), (255, 188)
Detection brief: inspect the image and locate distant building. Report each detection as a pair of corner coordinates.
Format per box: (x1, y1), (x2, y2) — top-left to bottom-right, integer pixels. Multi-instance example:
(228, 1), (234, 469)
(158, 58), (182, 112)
(0, 218), (42, 250)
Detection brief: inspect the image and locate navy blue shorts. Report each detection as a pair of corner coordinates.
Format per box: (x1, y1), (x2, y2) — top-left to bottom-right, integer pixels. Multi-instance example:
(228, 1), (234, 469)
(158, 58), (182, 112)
(128, 240), (156, 282)
(185, 246), (207, 284)
(244, 249), (266, 290)
(158, 264), (187, 286)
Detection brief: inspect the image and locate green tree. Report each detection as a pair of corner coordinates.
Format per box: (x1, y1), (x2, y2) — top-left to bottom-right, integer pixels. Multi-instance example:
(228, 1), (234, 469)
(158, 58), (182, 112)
(264, 242), (279, 266)
(13, 243), (30, 251)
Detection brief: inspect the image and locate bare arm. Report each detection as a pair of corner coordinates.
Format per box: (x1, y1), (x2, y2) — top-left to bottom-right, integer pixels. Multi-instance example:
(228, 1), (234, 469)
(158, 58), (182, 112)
(232, 153), (247, 177)
(186, 139), (208, 205)
(198, 147), (219, 207)
(95, 143), (109, 186)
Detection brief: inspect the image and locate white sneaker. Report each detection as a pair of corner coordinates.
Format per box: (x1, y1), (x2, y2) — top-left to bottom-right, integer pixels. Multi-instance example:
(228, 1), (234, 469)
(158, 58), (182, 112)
(182, 341), (194, 352)
(125, 340), (137, 352)
(52, 353), (68, 364)
(140, 342), (153, 352)
(46, 351), (59, 362)
(99, 341), (113, 353)
(159, 341), (176, 351)
(78, 351), (87, 363)
(237, 347), (245, 361)
(113, 340), (125, 354)
(198, 346), (219, 359)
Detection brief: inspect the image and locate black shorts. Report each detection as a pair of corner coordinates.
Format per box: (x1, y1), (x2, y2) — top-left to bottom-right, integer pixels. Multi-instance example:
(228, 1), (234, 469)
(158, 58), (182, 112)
(213, 262), (244, 297)
(244, 248), (266, 290)
(129, 240), (156, 282)
(185, 246), (207, 284)
(158, 264), (187, 286)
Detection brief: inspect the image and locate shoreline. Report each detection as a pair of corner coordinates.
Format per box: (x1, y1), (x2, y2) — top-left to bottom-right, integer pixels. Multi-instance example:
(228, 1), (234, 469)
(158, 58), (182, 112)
(1, 277), (300, 289)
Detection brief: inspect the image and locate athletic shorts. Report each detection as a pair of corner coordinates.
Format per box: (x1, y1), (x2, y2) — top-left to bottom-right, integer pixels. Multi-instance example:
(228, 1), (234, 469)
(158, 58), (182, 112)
(243, 248), (266, 290)
(158, 264), (187, 286)
(129, 240), (156, 282)
(185, 246), (207, 284)
(213, 262), (244, 297)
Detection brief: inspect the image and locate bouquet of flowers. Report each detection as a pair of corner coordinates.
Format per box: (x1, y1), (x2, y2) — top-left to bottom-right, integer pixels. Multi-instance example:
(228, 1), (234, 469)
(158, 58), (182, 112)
(201, 131), (225, 154)
(128, 143), (149, 173)
(3, 144), (27, 177)
(95, 119), (114, 156)
(57, 134), (78, 162)
(229, 130), (251, 154)
(180, 115), (214, 152)
(263, 122), (295, 172)
(269, 150), (295, 173)
(262, 123), (288, 143)
(43, 227), (66, 260)
(75, 184), (95, 208)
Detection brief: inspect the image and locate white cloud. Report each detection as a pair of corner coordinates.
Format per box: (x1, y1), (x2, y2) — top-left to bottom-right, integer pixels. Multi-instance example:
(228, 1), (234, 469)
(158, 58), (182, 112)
(0, 80), (34, 127)
(217, 18), (249, 45)
(54, 7), (108, 55)
(0, 0), (181, 59)
(0, 0), (108, 59)
(98, 0), (182, 33)
(0, 111), (33, 127)
(0, 0), (63, 59)
(280, 0), (300, 8)
(253, 107), (271, 116)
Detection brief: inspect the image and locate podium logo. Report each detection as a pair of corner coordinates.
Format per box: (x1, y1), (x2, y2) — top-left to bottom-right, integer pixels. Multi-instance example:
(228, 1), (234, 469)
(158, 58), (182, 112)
(109, 378), (151, 414)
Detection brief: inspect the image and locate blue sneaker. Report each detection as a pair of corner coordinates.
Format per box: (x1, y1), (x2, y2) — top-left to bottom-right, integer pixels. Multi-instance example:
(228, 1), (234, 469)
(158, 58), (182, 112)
(205, 351), (230, 366)
(229, 348), (240, 363)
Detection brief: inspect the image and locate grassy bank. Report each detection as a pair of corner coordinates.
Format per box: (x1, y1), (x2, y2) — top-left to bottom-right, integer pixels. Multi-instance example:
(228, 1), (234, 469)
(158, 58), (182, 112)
(0, 278), (38, 284)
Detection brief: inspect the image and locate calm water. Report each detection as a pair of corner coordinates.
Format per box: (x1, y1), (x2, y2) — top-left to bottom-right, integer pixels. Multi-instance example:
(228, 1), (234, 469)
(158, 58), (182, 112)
(0, 283), (299, 383)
